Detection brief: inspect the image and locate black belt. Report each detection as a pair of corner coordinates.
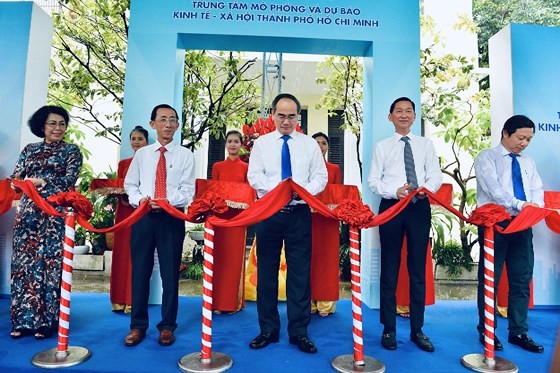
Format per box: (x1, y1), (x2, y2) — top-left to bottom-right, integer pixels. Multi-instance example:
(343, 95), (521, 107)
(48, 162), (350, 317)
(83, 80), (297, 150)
(279, 204), (307, 214)
(150, 206), (184, 214)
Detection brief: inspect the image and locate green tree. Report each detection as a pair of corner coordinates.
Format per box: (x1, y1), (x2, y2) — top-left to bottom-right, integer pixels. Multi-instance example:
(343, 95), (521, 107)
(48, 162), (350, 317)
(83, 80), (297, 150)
(49, 0), (260, 149)
(421, 15), (491, 259)
(182, 51), (260, 150)
(315, 56), (363, 178)
(50, 0), (128, 144)
(473, 0), (560, 66)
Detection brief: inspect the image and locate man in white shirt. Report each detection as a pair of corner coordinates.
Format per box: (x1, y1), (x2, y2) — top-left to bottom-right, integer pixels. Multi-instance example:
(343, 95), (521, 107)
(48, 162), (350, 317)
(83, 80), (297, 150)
(368, 97), (442, 352)
(474, 114), (544, 353)
(123, 104), (195, 347)
(247, 93), (327, 354)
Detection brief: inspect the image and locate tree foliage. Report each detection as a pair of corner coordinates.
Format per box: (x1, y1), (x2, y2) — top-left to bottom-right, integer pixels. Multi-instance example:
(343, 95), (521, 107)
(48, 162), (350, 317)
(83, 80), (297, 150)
(315, 56), (363, 178)
(50, 0), (128, 144)
(421, 15), (491, 257)
(49, 0), (260, 150)
(473, 0), (560, 66)
(182, 51), (260, 150)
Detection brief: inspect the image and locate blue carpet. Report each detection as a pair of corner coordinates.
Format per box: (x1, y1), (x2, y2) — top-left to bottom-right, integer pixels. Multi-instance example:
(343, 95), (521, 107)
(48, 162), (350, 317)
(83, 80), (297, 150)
(0, 294), (557, 372)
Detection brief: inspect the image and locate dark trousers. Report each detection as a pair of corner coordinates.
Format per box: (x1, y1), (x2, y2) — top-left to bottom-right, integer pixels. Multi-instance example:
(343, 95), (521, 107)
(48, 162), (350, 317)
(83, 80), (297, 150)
(477, 222), (533, 336)
(255, 205), (312, 338)
(130, 211), (185, 332)
(378, 198), (431, 333)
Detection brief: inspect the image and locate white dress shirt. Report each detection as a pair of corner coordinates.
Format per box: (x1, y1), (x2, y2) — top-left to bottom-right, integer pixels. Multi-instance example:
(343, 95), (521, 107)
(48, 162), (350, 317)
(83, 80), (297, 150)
(368, 132), (442, 199)
(474, 144), (544, 214)
(247, 130), (328, 199)
(124, 140), (195, 208)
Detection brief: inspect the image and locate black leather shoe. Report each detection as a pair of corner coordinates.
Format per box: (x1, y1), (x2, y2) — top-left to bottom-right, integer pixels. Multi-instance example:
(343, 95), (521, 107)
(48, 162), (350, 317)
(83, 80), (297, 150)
(249, 331), (279, 349)
(508, 334), (544, 353)
(381, 331), (397, 350)
(289, 335), (317, 353)
(410, 332), (435, 352)
(479, 333), (503, 350)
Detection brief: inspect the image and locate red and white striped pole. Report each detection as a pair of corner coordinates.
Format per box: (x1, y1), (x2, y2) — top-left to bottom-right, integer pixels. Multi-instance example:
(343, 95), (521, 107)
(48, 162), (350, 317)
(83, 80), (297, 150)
(56, 208), (77, 355)
(332, 225), (385, 373)
(461, 226), (517, 372)
(349, 225), (365, 365)
(481, 228), (497, 361)
(32, 207), (91, 368)
(201, 221), (215, 362)
(178, 220), (232, 372)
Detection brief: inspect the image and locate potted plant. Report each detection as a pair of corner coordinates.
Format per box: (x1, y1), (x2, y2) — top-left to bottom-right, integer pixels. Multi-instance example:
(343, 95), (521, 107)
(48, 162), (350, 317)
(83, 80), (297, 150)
(74, 225), (90, 255)
(432, 240), (475, 279)
(188, 224), (205, 243)
(89, 193), (117, 255)
(183, 225), (205, 280)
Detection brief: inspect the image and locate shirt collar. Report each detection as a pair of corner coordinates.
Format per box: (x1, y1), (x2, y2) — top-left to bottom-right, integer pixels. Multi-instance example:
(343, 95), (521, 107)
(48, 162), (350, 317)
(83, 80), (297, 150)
(393, 132), (412, 143)
(498, 144), (523, 157)
(275, 130), (297, 140)
(155, 140), (176, 153)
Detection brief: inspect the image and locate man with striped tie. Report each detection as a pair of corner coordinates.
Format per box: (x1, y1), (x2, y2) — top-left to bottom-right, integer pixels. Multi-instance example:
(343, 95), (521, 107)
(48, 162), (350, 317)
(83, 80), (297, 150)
(247, 93), (327, 354)
(474, 114), (544, 353)
(368, 97), (442, 352)
(124, 104), (195, 347)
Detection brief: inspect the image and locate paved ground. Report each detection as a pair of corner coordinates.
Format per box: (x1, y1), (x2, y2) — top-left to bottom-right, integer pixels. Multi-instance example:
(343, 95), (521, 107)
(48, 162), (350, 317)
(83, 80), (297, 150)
(72, 272), (476, 300)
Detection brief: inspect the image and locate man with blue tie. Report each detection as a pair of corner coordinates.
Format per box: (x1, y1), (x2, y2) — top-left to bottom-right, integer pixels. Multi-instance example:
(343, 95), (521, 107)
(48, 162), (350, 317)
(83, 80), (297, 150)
(474, 114), (544, 353)
(368, 97), (442, 352)
(247, 93), (327, 353)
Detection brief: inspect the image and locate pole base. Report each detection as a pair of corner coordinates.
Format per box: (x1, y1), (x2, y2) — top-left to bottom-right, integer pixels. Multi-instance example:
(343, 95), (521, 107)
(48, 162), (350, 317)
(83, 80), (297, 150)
(461, 353), (518, 372)
(31, 346), (91, 369)
(332, 354), (385, 373)
(178, 352), (233, 373)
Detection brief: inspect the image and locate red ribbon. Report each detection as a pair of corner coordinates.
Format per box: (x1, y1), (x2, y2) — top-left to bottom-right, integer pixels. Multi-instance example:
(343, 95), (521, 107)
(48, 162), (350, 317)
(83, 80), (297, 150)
(10, 177), (560, 236)
(467, 204), (511, 227)
(0, 179), (18, 216)
(11, 179), (151, 233)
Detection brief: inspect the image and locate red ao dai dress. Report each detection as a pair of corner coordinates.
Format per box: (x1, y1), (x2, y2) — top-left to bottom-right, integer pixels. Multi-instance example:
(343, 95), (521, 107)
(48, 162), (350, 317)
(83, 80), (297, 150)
(310, 161), (342, 315)
(211, 158), (249, 312)
(110, 157), (135, 312)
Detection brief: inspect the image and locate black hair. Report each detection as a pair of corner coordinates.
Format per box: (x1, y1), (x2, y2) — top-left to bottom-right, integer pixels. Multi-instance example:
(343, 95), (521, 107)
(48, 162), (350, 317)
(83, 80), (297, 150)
(130, 125), (149, 141)
(150, 104), (179, 121)
(225, 130), (243, 142)
(389, 97), (415, 113)
(271, 93), (301, 113)
(502, 115), (535, 138)
(28, 105), (70, 138)
(312, 132), (329, 145)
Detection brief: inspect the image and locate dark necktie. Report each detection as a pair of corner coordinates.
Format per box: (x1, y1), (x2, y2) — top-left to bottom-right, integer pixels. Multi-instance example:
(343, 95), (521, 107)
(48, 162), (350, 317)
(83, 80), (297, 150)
(154, 146), (167, 199)
(281, 135), (292, 180)
(509, 153), (526, 201)
(402, 136), (418, 189)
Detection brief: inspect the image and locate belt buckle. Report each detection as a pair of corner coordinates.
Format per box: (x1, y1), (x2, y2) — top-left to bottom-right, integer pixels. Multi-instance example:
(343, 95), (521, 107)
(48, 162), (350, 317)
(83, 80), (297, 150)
(280, 206), (293, 213)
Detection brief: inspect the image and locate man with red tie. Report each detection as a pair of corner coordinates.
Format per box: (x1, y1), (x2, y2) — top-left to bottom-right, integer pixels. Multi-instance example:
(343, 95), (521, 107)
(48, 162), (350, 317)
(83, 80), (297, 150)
(123, 104), (195, 347)
(474, 114), (544, 353)
(247, 93), (327, 354)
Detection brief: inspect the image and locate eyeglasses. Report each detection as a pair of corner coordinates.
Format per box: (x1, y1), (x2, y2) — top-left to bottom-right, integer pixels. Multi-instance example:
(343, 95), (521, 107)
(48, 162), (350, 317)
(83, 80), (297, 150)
(274, 113), (298, 122)
(156, 118), (178, 124)
(45, 121), (67, 129)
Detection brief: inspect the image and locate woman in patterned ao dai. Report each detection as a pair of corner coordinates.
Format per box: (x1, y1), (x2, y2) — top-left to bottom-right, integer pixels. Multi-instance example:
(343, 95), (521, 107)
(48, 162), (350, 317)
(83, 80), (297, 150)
(9, 106), (82, 340)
